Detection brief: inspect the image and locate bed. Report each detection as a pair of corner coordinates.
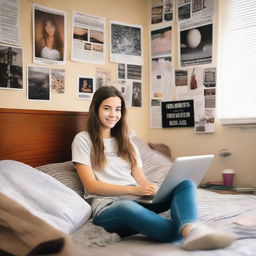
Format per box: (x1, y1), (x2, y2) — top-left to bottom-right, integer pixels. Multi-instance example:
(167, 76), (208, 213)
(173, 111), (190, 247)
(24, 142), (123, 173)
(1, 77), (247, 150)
(1, 108), (256, 256)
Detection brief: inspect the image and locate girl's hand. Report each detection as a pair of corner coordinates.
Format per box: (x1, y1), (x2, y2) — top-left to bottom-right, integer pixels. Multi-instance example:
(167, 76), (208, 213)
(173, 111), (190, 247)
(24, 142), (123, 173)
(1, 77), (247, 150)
(131, 183), (158, 197)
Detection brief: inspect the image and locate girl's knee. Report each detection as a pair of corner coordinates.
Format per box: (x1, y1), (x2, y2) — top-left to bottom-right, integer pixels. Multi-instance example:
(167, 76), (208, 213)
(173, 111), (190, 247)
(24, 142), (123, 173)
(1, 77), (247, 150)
(176, 180), (196, 191)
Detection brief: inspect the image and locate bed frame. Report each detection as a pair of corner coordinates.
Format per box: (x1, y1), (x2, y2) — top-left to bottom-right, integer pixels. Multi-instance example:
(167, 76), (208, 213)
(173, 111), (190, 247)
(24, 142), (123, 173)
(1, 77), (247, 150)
(0, 108), (88, 167)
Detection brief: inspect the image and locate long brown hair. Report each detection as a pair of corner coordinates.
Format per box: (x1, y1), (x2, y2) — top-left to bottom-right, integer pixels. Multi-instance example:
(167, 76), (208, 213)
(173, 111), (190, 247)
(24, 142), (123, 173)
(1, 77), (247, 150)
(41, 16), (63, 57)
(87, 86), (137, 170)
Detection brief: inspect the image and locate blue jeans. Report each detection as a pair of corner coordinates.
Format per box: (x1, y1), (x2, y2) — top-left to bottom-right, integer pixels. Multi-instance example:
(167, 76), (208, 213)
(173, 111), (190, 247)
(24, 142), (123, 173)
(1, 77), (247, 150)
(93, 180), (198, 242)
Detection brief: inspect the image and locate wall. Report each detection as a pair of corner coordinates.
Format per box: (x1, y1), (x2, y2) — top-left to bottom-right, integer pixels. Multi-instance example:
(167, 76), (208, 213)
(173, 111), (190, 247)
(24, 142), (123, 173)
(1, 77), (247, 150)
(1, 0), (256, 187)
(0, 0), (150, 141)
(149, 0), (256, 187)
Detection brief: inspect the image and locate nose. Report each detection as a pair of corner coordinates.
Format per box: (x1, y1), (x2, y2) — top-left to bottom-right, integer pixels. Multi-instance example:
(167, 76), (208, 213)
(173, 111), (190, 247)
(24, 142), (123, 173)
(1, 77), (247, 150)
(109, 109), (115, 116)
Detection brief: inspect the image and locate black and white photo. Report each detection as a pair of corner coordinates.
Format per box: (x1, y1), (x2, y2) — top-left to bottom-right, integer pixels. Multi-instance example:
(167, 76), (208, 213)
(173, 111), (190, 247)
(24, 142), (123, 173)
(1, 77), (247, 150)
(110, 21), (143, 65)
(27, 65), (50, 100)
(0, 44), (23, 90)
(180, 21), (213, 67)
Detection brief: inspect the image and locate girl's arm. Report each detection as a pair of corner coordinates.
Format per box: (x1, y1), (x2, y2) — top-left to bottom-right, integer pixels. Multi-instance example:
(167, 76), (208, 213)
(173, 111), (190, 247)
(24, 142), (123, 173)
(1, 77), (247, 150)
(76, 163), (156, 197)
(131, 166), (158, 194)
(131, 166), (150, 185)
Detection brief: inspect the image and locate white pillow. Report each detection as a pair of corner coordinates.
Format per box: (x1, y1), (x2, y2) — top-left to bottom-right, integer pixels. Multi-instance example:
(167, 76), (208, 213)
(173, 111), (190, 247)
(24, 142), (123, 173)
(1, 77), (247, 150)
(0, 160), (91, 234)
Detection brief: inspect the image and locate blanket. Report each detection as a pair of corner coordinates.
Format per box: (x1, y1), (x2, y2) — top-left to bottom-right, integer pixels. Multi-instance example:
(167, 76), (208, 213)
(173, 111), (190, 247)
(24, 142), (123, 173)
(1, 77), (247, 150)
(0, 193), (76, 256)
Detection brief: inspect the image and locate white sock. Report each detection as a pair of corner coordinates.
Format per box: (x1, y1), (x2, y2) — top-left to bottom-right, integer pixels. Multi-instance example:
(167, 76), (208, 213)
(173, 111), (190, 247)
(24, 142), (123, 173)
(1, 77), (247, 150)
(183, 223), (236, 251)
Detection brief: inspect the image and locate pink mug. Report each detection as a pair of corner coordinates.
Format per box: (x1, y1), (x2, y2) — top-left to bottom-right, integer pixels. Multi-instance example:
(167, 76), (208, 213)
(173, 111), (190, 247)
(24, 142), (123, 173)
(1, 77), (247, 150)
(222, 169), (235, 187)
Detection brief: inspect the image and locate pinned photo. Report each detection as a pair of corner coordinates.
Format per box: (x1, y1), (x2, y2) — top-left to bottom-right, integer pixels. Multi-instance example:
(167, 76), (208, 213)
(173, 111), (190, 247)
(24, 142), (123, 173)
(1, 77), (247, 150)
(0, 44), (23, 90)
(27, 65), (50, 101)
(78, 77), (94, 100)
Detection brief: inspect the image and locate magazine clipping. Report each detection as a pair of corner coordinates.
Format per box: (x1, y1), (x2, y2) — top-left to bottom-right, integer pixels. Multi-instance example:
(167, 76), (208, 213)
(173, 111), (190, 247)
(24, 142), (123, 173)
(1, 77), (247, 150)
(0, 0), (21, 46)
(151, 0), (174, 24)
(177, 0), (215, 22)
(175, 66), (216, 133)
(51, 69), (65, 93)
(72, 12), (106, 64)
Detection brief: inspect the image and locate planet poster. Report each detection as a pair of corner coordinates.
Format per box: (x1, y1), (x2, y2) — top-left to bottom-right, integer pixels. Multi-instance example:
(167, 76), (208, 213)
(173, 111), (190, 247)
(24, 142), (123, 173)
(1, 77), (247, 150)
(179, 19), (213, 67)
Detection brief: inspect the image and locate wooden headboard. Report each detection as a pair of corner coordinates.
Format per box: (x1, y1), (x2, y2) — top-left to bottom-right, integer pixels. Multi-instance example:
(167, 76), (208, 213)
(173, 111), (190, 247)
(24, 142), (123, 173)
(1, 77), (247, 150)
(0, 108), (88, 167)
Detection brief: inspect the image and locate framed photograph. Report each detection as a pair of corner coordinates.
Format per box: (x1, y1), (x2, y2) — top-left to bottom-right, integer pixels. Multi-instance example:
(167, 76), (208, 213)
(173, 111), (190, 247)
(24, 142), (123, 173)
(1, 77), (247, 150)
(78, 76), (94, 100)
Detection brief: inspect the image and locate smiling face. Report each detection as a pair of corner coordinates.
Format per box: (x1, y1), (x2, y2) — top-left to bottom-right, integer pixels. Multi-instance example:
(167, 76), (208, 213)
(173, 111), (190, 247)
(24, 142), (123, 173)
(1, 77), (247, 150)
(98, 96), (122, 137)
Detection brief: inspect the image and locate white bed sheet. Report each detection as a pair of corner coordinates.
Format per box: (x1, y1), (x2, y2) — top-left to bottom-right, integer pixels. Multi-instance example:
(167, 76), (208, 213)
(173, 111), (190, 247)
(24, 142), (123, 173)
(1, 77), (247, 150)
(72, 189), (256, 256)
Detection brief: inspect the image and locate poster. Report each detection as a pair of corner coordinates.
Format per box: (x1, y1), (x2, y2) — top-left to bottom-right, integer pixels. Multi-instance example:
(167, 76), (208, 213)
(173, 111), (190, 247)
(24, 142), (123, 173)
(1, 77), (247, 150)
(151, 26), (172, 58)
(33, 4), (66, 65)
(175, 66), (216, 133)
(151, 0), (174, 24)
(115, 80), (142, 108)
(162, 100), (194, 128)
(179, 18), (213, 67)
(0, 0), (20, 45)
(72, 12), (105, 64)
(177, 0), (215, 22)
(110, 21), (143, 65)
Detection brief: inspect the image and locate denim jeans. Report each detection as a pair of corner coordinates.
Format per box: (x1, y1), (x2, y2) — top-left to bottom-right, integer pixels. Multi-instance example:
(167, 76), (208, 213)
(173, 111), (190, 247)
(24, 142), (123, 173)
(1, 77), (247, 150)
(93, 180), (198, 242)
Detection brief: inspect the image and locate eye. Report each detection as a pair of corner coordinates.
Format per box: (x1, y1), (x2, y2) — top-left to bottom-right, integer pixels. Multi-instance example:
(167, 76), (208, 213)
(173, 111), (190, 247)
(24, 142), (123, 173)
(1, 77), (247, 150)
(116, 108), (121, 112)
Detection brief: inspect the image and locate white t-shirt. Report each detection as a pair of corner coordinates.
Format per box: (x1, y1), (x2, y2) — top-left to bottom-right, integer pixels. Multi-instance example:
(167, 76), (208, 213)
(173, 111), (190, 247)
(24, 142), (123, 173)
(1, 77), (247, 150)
(71, 131), (143, 216)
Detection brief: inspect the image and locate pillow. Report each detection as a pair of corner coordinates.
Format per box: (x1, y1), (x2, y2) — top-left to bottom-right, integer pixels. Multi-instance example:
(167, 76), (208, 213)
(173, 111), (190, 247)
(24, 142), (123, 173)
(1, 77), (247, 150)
(131, 136), (173, 183)
(36, 161), (84, 197)
(148, 142), (172, 160)
(0, 160), (91, 234)
(37, 137), (172, 194)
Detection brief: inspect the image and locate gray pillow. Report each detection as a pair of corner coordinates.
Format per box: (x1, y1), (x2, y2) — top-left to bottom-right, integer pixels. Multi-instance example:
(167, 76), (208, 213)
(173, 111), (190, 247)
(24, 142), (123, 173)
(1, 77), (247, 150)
(36, 161), (84, 197)
(36, 137), (173, 195)
(131, 136), (173, 183)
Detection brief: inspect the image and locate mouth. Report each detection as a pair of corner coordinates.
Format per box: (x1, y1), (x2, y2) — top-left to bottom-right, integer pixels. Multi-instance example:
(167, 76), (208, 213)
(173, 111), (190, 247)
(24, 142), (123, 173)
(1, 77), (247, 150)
(106, 119), (117, 123)
(106, 118), (119, 125)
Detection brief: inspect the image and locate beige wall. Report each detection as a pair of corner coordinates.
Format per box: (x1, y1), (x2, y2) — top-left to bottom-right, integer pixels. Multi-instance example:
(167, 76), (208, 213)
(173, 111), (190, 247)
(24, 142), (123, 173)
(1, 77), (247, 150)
(149, 0), (256, 187)
(1, 0), (256, 187)
(0, 0), (150, 141)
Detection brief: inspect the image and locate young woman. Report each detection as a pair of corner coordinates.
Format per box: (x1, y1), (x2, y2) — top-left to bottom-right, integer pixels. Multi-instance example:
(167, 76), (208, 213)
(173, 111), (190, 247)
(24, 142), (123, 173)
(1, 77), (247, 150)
(72, 86), (235, 250)
(38, 16), (63, 61)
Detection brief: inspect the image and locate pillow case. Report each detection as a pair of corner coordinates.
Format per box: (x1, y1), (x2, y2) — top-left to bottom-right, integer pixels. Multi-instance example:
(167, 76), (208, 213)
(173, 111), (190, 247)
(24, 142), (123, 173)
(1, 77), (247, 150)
(36, 137), (173, 193)
(37, 137), (173, 194)
(0, 160), (91, 234)
(36, 161), (84, 197)
(131, 136), (173, 183)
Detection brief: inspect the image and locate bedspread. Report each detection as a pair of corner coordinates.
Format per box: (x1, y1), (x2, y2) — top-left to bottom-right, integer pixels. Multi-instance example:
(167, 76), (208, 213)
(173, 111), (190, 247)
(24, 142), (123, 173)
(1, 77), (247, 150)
(71, 189), (256, 256)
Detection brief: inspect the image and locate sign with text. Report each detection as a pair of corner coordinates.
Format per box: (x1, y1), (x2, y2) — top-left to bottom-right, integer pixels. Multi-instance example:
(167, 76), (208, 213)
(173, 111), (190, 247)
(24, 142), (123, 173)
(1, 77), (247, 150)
(162, 100), (194, 128)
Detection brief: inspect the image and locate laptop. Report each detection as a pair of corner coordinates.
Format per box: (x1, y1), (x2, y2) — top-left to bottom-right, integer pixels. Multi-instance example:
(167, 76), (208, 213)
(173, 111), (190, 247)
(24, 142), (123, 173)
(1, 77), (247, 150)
(119, 154), (214, 204)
